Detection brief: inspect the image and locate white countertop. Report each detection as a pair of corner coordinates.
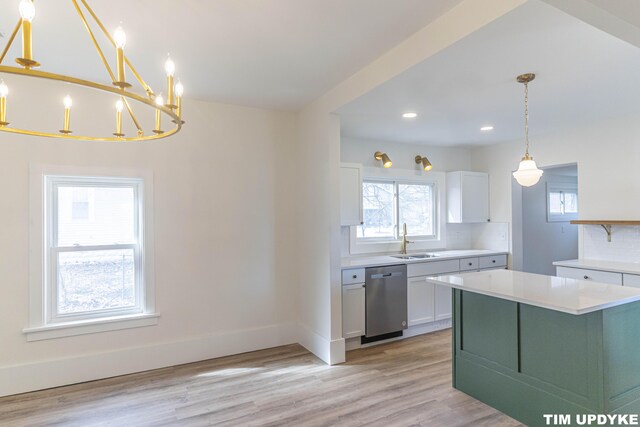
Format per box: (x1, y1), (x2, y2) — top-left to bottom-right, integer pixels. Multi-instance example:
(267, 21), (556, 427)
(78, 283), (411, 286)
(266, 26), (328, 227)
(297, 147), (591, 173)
(341, 249), (507, 269)
(553, 259), (640, 275)
(426, 269), (640, 315)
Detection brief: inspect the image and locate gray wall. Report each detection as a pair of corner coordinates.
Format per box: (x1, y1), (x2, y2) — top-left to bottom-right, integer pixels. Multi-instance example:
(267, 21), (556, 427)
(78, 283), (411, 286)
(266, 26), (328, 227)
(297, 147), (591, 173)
(522, 165), (579, 275)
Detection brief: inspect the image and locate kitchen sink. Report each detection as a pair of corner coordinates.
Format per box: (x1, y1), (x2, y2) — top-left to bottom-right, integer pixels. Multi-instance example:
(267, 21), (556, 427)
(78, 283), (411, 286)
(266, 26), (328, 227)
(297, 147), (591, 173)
(391, 253), (440, 260)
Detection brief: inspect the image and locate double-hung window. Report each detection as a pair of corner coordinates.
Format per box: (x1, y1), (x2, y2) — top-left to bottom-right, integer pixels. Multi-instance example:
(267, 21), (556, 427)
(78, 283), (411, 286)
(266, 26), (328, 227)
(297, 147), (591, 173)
(45, 176), (145, 323)
(357, 179), (436, 241)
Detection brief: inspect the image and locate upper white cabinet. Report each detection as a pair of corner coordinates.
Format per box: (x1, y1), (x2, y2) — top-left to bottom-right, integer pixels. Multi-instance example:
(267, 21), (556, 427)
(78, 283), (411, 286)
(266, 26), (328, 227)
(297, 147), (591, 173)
(340, 163), (363, 226)
(447, 171), (489, 223)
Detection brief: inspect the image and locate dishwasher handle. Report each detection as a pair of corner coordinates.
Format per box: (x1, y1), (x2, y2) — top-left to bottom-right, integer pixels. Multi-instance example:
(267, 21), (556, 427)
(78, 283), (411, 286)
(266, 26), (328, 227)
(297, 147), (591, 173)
(370, 272), (403, 279)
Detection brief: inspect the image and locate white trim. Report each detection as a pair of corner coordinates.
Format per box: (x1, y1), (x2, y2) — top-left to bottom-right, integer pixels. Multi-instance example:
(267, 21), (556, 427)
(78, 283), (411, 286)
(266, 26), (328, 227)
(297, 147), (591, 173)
(329, 337), (346, 365)
(28, 164), (156, 338)
(350, 169), (447, 255)
(23, 313), (160, 342)
(297, 322), (331, 364)
(2, 322), (297, 397)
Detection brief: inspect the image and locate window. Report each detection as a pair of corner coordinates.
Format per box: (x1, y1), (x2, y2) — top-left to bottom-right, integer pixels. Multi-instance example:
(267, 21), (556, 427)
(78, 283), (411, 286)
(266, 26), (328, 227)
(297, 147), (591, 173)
(358, 179), (436, 241)
(46, 176), (144, 323)
(547, 183), (578, 222)
(26, 167), (157, 341)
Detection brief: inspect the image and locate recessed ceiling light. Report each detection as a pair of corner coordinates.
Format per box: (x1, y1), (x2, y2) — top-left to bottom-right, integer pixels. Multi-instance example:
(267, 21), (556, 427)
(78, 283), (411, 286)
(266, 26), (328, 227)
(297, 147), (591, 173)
(402, 112), (418, 119)
(480, 125), (494, 131)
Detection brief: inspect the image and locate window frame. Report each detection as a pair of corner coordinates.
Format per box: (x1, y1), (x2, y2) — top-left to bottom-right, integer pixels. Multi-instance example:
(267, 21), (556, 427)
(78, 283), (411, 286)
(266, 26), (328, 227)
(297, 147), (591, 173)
(46, 176), (145, 324)
(26, 165), (158, 342)
(350, 168), (446, 255)
(546, 182), (578, 222)
(357, 179), (437, 241)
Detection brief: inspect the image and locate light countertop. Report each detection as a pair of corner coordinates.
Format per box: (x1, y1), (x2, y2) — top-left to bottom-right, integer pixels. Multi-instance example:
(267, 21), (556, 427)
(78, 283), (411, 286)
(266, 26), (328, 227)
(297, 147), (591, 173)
(341, 249), (507, 269)
(553, 259), (640, 275)
(426, 269), (640, 315)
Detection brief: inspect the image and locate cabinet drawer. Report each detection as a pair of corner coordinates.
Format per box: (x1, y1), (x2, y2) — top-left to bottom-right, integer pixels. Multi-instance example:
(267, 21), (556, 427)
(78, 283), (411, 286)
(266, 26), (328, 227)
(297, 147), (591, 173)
(556, 266), (622, 285)
(407, 259), (460, 277)
(478, 254), (507, 269)
(342, 268), (365, 285)
(623, 273), (640, 288)
(459, 257), (479, 272)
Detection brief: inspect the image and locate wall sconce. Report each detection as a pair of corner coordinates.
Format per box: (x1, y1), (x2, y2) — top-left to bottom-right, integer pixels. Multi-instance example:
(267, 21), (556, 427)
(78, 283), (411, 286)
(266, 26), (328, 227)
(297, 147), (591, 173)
(374, 151), (392, 168)
(415, 155), (433, 171)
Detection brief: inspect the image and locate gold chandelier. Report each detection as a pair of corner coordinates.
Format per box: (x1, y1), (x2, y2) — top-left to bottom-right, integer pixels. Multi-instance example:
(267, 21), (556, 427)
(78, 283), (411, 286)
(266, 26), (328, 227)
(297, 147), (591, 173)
(0, 0), (185, 141)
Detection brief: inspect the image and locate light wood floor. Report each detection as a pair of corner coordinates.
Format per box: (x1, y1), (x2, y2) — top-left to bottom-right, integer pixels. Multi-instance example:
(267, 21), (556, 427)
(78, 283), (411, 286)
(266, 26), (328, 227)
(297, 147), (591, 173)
(0, 329), (522, 427)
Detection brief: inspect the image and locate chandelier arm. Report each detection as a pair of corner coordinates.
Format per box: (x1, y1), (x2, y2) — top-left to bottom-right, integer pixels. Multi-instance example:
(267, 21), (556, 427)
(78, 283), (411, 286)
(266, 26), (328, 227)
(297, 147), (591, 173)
(0, 65), (181, 141)
(0, 19), (23, 65)
(78, 0), (155, 97)
(122, 97), (144, 135)
(71, 0), (116, 83)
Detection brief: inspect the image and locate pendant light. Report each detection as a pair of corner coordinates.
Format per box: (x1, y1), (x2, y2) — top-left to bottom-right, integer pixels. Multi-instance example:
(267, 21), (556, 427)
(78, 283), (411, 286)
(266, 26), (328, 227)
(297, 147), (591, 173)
(512, 73), (543, 187)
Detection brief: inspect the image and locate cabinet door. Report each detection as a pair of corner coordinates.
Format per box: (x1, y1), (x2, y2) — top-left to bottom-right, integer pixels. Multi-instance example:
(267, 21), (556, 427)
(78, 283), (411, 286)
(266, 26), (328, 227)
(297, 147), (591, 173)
(342, 284), (365, 338)
(408, 276), (435, 326)
(461, 172), (489, 223)
(624, 274), (640, 288)
(434, 285), (452, 320)
(340, 164), (363, 226)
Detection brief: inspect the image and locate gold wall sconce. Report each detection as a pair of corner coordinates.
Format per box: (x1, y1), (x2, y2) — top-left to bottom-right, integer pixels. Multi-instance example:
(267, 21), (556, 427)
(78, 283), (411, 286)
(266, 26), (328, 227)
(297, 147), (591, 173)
(415, 155), (433, 171)
(374, 151), (392, 168)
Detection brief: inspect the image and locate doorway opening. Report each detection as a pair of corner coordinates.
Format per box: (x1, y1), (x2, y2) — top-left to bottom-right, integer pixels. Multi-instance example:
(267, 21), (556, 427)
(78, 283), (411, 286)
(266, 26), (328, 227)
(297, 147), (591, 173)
(512, 164), (578, 274)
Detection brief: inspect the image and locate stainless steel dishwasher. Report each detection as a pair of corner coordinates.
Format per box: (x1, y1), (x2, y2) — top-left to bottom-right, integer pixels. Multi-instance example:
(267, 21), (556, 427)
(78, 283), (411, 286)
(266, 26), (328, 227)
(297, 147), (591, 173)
(364, 264), (407, 342)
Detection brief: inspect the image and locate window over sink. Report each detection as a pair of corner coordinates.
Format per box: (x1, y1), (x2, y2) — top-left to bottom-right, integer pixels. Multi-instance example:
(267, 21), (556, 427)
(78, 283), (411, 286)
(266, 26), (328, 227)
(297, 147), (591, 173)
(358, 180), (435, 240)
(350, 171), (444, 255)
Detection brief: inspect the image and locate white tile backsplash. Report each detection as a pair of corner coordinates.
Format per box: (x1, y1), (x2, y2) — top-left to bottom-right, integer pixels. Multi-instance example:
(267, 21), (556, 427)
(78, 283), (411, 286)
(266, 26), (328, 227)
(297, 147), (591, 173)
(582, 225), (640, 263)
(471, 222), (510, 252)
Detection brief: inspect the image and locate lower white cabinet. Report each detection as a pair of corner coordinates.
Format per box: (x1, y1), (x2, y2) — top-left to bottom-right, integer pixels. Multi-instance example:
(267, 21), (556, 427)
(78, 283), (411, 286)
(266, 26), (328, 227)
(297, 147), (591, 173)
(624, 274), (640, 288)
(434, 285), (452, 320)
(342, 284), (365, 338)
(408, 276), (435, 326)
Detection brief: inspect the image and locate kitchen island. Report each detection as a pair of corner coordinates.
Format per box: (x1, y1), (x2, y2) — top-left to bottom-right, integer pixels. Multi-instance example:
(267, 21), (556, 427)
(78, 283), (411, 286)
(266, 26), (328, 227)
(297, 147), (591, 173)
(426, 270), (640, 427)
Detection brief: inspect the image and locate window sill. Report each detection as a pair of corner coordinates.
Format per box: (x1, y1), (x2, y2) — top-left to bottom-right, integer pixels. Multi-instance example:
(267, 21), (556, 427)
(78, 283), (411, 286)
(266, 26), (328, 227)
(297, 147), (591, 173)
(23, 313), (160, 342)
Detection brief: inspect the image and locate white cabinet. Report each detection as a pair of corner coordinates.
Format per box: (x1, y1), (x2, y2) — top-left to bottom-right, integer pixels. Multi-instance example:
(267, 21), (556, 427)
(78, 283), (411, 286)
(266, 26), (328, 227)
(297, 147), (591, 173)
(447, 171), (489, 223)
(340, 163), (363, 226)
(556, 266), (623, 285)
(434, 285), (452, 320)
(408, 276), (435, 326)
(342, 284), (365, 338)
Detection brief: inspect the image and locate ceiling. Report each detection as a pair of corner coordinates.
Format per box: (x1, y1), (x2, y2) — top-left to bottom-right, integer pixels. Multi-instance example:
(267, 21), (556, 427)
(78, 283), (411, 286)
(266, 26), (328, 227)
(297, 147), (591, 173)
(0, 0), (464, 110)
(336, 0), (640, 146)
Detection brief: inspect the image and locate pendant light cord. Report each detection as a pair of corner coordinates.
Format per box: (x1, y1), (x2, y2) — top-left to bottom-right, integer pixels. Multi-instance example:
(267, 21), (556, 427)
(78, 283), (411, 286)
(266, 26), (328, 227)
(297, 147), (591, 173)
(524, 81), (530, 157)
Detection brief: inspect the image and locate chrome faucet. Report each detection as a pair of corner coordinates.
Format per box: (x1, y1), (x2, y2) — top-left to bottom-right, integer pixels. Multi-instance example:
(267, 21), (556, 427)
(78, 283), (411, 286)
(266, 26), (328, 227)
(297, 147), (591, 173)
(401, 223), (413, 254)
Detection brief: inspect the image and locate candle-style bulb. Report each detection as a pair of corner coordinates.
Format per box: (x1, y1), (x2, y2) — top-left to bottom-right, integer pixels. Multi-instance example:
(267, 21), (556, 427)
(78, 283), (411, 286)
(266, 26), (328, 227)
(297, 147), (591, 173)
(155, 95), (164, 106)
(175, 81), (184, 97)
(63, 95), (72, 109)
(19, 0), (35, 22)
(115, 99), (124, 112)
(0, 81), (8, 98)
(164, 56), (175, 77)
(113, 26), (127, 49)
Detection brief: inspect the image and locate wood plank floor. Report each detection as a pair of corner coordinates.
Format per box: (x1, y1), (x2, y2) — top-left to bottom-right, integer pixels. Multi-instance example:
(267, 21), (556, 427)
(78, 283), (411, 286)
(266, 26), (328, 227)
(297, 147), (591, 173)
(0, 329), (522, 426)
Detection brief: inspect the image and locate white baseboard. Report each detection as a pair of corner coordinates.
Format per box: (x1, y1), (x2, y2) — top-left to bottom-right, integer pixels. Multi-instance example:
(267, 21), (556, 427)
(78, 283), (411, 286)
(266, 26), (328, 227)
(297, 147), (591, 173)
(0, 322), (297, 398)
(329, 337), (345, 365)
(297, 322), (331, 364)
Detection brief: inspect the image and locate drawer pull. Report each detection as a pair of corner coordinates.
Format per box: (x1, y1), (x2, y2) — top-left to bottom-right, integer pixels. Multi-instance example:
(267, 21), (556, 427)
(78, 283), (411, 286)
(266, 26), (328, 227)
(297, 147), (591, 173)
(584, 275), (589, 280)
(468, 262), (473, 266)
(492, 260), (496, 263)
(352, 275), (357, 279)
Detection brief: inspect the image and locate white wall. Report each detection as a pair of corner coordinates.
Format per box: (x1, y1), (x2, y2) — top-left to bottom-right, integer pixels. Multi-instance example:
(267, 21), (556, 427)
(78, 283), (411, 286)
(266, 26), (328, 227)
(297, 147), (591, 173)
(522, 169), (578, 274)
(471, 113), (640, 263)
(0, 78), (299, 396)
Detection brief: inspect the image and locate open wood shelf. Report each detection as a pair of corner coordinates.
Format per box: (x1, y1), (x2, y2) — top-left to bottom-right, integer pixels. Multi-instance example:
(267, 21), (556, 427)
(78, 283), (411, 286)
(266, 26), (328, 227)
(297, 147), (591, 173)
(570, 220), (640, 226)
(570, 220), (640, 242)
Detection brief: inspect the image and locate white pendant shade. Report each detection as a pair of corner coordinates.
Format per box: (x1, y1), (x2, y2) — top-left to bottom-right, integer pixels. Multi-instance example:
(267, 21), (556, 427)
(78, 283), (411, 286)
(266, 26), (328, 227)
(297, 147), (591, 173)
(513, 158), (543, 187)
